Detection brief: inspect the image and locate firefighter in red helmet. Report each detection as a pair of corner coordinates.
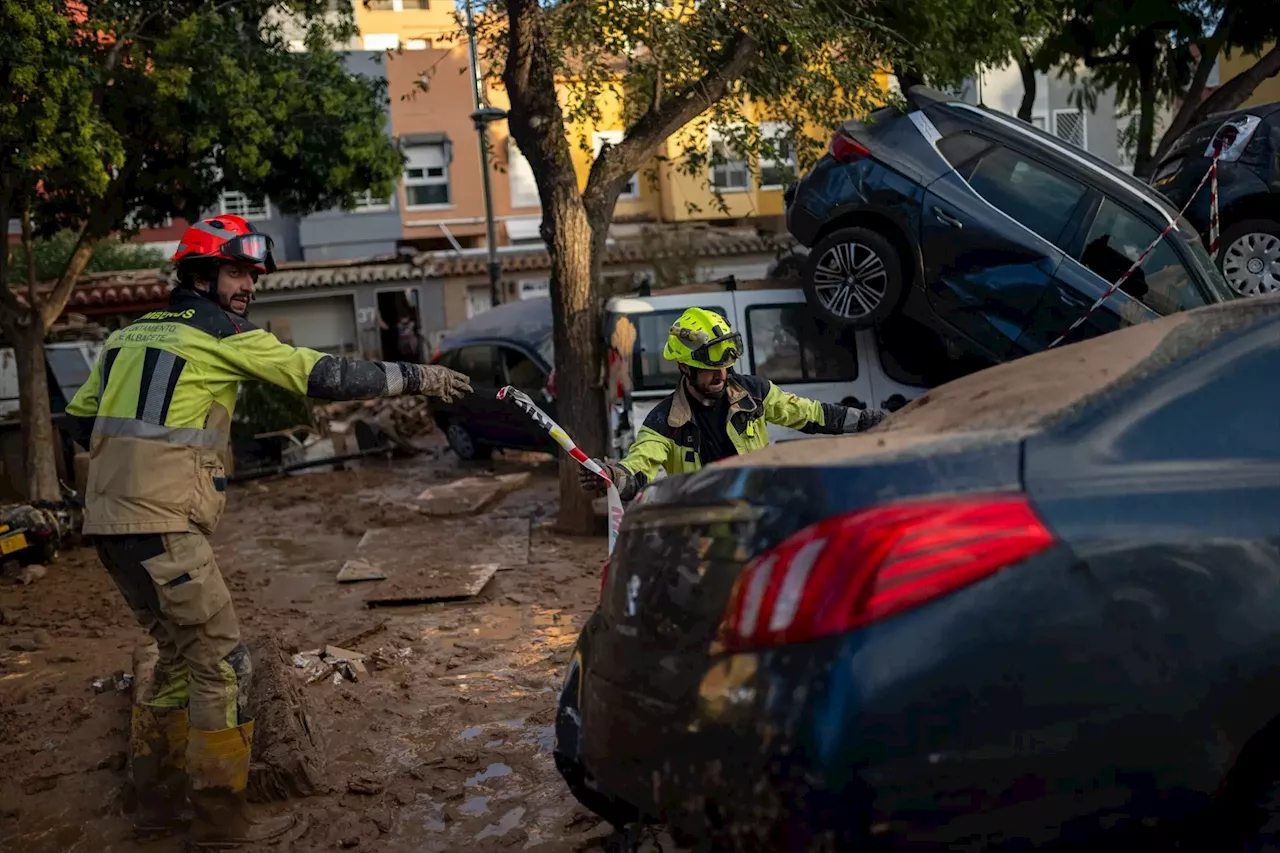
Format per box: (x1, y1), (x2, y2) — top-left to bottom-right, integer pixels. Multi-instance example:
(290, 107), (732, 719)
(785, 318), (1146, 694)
(65, 215), (472, 846)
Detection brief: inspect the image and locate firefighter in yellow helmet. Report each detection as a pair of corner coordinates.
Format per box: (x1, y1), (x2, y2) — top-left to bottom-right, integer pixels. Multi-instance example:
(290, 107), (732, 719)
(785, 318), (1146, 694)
(579, 306), (886, 499)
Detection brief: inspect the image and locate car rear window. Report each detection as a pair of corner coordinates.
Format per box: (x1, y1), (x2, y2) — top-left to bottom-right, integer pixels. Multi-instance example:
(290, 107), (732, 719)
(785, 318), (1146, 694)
(967, 145), (1088, 245)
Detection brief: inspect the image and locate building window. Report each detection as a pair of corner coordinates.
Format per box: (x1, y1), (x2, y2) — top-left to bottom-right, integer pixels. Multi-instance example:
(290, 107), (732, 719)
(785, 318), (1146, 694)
(592, 131), (639, 199)
(757, 121), (798, 189)
(218, 191), (269, 220)
(707, 127), (749, 192)
(465, 286), (492, 319)
(507, 139), (540, 209)
(402, 0), (430, 8)
(352, 189), (392, 211)
(404, 144), (450, 208)
(518, 280), (549, 300)
(366, 0), (395, 9)
(1115, 113), (1136, 173)
(362, 33), (399, 50)
(1052, 109), (1087, 149)
(405, 38), (430, 49)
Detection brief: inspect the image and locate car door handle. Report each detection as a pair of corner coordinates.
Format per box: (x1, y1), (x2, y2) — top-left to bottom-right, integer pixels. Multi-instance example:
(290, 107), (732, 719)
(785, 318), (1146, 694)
(932, 206), (963, 228)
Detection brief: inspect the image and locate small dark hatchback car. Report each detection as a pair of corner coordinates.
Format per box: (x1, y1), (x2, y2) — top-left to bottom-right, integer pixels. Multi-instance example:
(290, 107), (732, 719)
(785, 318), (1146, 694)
(1151, 101), (1280, 297)
(785, 86), (1232, 364)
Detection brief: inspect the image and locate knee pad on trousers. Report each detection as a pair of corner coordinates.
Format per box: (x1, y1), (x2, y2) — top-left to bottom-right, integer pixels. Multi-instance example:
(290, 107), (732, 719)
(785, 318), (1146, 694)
(223, 642), (253, 724)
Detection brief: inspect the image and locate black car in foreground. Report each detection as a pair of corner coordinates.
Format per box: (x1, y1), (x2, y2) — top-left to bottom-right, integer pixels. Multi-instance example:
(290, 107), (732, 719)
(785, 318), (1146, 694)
(1151, 101), (1280, 297)
(556, 293), (1280, 851)
(428, 297), (556, 460)
(785, 86), (1232, 365)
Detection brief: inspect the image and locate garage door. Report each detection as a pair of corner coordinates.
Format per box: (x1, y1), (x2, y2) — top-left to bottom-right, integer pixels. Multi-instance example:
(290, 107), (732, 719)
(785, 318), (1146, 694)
(251, 296), (357, 356)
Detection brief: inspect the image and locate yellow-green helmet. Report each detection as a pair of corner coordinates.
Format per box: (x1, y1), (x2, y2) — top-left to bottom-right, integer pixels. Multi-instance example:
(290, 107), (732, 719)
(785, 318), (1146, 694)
(662, 307), (743, 369)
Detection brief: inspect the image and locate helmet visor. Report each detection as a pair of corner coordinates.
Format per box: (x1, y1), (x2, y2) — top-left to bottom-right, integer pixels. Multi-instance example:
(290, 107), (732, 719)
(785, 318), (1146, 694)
(691, 332), (743, 367)
(222, 233), (276, 273)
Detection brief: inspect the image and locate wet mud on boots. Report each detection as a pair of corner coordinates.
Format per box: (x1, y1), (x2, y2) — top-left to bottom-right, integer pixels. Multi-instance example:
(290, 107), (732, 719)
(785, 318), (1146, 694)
(131, 704), (192, 836)
(186, 720), (297, 848)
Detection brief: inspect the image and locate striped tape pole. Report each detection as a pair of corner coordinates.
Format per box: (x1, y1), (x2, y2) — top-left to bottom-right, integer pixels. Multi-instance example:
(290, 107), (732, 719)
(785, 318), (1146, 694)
(1047, 151), (1220, 350)
(496, 385), (625, 555)
(1209, 157), (1220, 255)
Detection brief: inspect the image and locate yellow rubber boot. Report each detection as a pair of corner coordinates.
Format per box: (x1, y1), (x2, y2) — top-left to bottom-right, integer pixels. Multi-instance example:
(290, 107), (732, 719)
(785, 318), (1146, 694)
(186, 721), (296, 848)
(130, 705), (191, 835)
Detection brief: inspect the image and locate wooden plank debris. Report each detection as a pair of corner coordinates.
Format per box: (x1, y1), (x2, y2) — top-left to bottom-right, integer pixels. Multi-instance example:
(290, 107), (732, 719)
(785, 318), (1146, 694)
(415, 472), (532, 517)
(364, 562), (499, 608)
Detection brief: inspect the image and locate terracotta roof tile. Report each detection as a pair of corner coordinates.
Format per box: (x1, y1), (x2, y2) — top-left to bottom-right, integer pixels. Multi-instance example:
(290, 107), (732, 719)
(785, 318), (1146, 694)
(48, 232), (791, 309)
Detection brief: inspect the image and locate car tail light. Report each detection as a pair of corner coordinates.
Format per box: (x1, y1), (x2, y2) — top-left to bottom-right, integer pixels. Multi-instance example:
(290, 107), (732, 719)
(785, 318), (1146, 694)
(429, 346), (442, 363)
(1207, 114), (1262, 162)
(829, 130), (871, 164)
(718, 494), (1055, 652)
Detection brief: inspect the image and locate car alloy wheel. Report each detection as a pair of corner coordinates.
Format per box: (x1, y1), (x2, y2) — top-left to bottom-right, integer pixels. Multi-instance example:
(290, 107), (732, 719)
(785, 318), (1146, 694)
(1222, 231), (1280, 296)
(811, 240), (890, 320)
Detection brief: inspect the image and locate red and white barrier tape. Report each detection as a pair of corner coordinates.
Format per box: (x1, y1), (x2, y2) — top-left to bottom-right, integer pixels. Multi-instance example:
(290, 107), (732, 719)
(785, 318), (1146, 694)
(496, 385), (625, 555)
(1047, 151), (1220, 349)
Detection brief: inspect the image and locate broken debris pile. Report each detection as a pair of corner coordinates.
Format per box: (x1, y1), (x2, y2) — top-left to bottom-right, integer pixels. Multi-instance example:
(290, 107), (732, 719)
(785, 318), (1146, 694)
(292, 644), (412, 685)
(314, 396), (436, 454)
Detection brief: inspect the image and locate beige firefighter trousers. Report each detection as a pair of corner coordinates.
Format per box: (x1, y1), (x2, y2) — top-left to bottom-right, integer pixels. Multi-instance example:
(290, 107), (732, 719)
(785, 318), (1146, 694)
(96, 531), (250, 732)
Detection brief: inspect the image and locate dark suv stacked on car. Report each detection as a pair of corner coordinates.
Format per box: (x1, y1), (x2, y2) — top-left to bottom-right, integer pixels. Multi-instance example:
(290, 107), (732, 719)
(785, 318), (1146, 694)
(784, 86), (1232, 365)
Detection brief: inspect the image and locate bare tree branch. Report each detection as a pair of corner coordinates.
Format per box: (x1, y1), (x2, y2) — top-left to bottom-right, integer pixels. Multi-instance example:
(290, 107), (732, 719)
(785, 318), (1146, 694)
(1190, 43), (1280, 126)
(1151, 9), (1237, 166)
(21, 204), (37, 311)
(584, 31), (759, 208)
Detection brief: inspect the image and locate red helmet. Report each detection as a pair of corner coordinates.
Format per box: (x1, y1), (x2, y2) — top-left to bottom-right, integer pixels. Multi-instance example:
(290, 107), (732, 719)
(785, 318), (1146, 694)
(171, 214), (276, 274)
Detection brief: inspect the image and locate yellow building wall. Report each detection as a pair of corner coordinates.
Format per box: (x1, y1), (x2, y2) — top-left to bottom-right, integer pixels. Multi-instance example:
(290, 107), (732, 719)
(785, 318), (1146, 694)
(1219, 45), (1280, 109)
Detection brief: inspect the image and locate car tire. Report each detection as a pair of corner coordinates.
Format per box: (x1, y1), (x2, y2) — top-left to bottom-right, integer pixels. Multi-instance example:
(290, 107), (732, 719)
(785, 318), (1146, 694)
(445, 421), (492, 461)
(802, 226), (905, 329)
(1217, 219), (1280, 297)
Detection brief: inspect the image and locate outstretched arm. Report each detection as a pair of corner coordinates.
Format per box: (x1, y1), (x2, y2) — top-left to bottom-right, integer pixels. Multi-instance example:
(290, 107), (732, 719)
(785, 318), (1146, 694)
(761, 382), (885, 434)
(219, 329), (472, 402)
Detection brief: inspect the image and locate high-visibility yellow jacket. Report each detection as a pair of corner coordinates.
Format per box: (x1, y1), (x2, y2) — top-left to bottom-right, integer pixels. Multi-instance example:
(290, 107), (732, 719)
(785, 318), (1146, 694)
(66, 289), (424, 536)
(613, 373), (851, 498)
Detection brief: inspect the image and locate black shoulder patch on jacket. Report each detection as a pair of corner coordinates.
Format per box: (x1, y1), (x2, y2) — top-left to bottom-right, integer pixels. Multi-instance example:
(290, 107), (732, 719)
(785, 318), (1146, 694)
(642, 394), (677, 435)
(129, 289), (259, 340)
(732, 373), (772, 398)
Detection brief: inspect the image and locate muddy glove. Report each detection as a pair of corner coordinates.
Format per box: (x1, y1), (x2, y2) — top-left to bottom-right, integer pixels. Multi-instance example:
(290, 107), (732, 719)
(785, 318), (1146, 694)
(842, 407), (887, 433)
(578, 459), (640, 500)
(412, 365), (473, 403)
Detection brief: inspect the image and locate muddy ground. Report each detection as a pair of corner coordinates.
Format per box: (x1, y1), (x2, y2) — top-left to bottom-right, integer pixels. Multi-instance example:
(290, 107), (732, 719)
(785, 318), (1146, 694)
(0, 447), (664, 853)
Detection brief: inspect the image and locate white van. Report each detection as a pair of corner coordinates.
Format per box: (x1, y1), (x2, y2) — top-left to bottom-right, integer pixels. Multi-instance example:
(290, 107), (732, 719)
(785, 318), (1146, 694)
(603, 278), (974, 456)
(0, 341), (103, 419)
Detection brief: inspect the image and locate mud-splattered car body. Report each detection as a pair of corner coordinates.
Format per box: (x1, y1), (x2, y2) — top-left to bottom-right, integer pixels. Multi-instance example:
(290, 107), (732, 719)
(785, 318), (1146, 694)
(556, 294), (1280, 850)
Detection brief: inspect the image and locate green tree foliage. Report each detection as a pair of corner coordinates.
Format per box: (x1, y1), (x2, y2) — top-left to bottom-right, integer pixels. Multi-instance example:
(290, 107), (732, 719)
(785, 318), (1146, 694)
(477, 0), (1035, 531)
(1039, 0), (1280, 178)
(10, 231), (168, 283)
(0, 0), (403, 500)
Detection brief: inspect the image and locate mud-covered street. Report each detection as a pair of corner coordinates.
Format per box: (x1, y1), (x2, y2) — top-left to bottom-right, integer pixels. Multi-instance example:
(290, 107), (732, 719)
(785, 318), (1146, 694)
(0, 448), (651, 852)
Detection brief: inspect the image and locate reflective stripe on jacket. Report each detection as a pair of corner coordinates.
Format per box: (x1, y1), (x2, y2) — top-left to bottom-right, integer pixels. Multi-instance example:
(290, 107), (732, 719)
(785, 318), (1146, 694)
(66, 289), (426, 535)
(616, 373), (850, 496)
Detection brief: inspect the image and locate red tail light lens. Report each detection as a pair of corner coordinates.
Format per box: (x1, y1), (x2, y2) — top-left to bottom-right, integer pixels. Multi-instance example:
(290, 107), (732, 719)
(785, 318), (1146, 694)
(718, 494), (1055, 652)
(829, 130), (871, 164)
(429, 347), (442, 363)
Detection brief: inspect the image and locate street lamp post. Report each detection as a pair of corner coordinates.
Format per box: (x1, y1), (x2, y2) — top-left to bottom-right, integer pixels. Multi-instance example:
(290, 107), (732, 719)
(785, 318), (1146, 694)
(464, 0), (507, 311)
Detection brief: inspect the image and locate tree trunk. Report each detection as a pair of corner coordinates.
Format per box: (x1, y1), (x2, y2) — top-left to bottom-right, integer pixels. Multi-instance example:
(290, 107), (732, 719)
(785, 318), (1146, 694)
(1016, 47), (1036, 122)
(546, 195), (607, 535)
(14, 324), (60, 501)
(1132, 37), (1159, 180)
(1187, 43), (1280, 129)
